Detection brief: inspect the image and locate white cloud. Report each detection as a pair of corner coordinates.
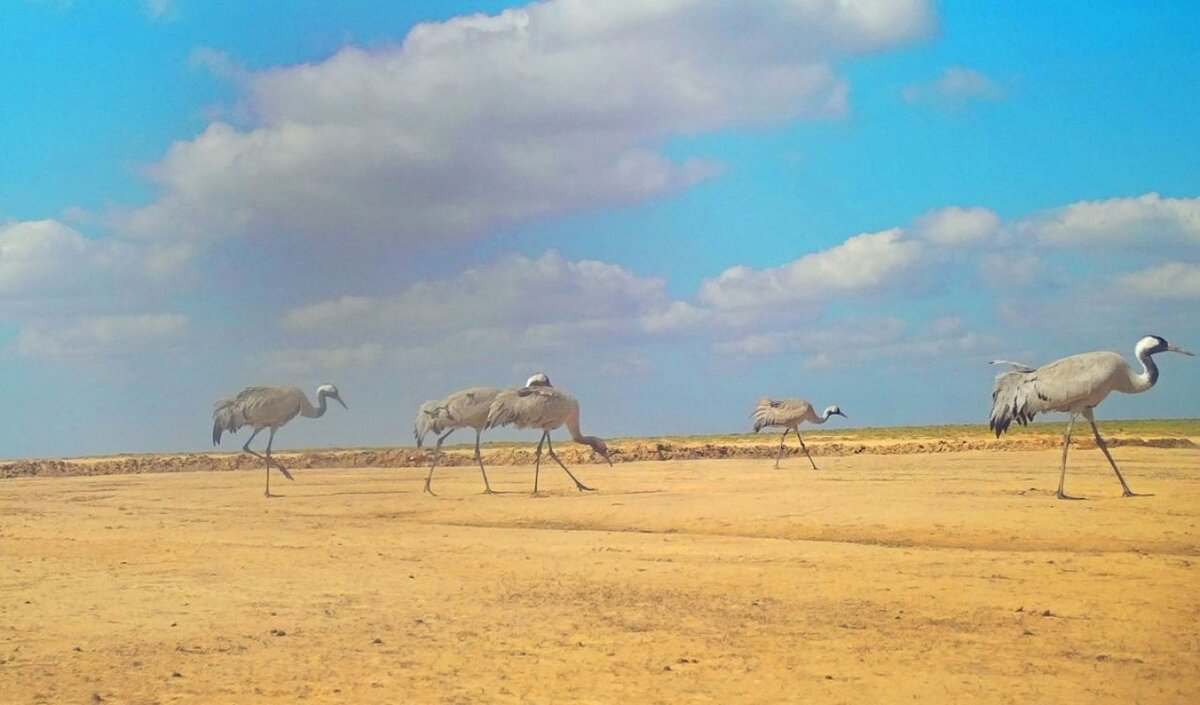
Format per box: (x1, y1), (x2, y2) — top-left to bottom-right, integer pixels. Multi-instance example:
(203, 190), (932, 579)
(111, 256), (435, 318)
(16, 314), (189, 357)
(143, 0), (172, 20)
(282, 250), (672, 338)
(698, 229), (923, 311)
(0, 220), (186, 308)
(902, 66), (1006, 106)
(120, 0), (934, 245)
(188, 47), (249, 84)
(715, 315), (995, 367)
(914, 206), (1001, 246)
(258, 343), (385, 378)
(638, 301), (711, 334)
(979, 252), (1051, 291)
(1121, 262), (1200, 300)
(1022, 192), (1200, 249)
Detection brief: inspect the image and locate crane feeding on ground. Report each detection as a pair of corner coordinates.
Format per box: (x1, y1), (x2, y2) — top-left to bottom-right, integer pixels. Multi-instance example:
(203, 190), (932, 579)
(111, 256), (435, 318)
(414, 374), (554, 495)
(486, 379), (610, 494)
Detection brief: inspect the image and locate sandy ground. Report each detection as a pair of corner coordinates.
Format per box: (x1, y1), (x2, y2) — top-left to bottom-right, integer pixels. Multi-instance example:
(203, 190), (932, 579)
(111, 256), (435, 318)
(1, 448), (1198, 704)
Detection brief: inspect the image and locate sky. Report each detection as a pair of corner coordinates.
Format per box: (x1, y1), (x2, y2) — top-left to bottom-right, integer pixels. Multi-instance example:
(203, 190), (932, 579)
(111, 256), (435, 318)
(2, 0), (1198, 459)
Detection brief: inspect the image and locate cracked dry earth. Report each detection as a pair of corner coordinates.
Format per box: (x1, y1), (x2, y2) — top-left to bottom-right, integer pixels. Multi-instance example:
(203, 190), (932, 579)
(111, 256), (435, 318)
(1, 448), (1198, 704)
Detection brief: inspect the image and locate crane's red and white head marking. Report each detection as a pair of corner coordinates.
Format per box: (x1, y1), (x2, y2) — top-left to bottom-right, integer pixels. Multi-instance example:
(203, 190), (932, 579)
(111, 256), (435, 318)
(826, 405), (847, 418)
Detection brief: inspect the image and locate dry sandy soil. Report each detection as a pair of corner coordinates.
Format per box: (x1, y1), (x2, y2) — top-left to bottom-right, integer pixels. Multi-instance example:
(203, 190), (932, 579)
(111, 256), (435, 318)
(1, 445), (1198, 704)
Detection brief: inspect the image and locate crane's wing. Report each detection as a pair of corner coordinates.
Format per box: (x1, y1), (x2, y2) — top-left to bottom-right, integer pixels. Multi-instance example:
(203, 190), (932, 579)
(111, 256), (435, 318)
(443, 387), (501, 427)
(212, 386), (303, 445)
(989, 353), (1124, 436)
(487, 386), (572, 430)
(988, 359), (1036, 373)
(751, 397), (811, 432)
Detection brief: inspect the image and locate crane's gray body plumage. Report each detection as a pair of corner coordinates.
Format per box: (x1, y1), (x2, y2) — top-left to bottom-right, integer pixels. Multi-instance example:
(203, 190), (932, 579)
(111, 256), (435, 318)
(752, 397), (845, 469)
(414, 386), (502, 494)
(212, 384), (346, 497)
(989, 335), (1192, 499)
(486, 383), (610, 493)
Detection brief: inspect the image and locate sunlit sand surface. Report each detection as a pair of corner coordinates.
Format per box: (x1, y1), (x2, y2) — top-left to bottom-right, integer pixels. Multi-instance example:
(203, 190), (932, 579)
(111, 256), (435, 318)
(2, 446), (1197, 703)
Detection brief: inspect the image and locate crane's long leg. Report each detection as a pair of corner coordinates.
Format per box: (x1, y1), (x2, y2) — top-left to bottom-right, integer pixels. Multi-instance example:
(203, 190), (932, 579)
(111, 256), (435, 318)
(474, 429), (496, 494)
(545, 435), (595, 492)
(795, 429), (818, 470)
(1083, 409), (1148, 498)
(263, 427), (293, 498)
(774, 428), (790, 469)
(242, 428), (291, 476)
(424, 429), (455, 496)
(1056, 413), (1082, 500)
(532, 432), (547, 495)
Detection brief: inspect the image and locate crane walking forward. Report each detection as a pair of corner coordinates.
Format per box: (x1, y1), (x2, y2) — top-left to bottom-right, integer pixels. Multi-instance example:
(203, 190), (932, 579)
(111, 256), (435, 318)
(486, 378), (611, 494)
(414, 374), (553, 495)
(415, 387), (503, 495)
(212, 384), (347, 497)
(989, 335), (1192, 499)
(752, 398), (846, 469)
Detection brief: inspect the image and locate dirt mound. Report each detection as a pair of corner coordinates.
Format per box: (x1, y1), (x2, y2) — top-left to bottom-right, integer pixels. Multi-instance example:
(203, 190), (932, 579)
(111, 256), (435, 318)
(2, 435), (1194, 480)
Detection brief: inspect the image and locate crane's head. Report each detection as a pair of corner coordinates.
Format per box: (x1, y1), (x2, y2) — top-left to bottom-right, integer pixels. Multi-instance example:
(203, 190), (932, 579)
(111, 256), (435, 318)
(318, 383), (349, 409)
(585, 437), (613, 466)
(525, 372), (552, 388)
(824, 405), (848, 419)
(1138, 335), (1194, 358)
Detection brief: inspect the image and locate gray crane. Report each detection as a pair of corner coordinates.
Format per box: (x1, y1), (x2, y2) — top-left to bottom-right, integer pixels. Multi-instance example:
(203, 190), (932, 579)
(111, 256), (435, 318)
(415, 387), (502, 495)
(414, 374), (554, 495)
(989, 335), (1193, 499)
(212, 384), (347, 497)
(751, 398), (847, 469)
(486, 379), (611, 494)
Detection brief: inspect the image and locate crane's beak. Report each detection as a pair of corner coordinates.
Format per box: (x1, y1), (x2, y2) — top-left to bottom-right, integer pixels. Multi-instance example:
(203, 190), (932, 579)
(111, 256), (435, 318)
(335, 395), (349, 409)
(1168, 344), (1195, 356)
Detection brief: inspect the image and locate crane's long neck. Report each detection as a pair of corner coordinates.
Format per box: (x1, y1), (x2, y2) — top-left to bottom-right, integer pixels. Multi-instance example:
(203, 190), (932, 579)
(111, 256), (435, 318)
(1131, 348), (1159, 393)
(565, 410), (586, 442)
(300, 391), (327, 419)
(565, 410), (606, 455)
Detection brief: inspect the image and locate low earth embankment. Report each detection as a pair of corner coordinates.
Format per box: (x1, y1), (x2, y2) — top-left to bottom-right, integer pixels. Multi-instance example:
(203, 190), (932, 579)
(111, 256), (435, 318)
(2, 420), (1196, 479)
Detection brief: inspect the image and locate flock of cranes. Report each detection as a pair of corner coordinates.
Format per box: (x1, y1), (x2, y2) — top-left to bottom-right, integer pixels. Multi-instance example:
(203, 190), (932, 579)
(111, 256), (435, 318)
(212, 335), (1192, 500)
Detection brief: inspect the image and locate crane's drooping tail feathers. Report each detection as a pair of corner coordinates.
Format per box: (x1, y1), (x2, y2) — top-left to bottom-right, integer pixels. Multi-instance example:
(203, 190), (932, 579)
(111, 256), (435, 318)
(211, 397), (241, 446)
(989, 370), (1041, 437)
(413, 402), (447, 449)
(751, 397), (778, 433)
(485, 393), (520, 430)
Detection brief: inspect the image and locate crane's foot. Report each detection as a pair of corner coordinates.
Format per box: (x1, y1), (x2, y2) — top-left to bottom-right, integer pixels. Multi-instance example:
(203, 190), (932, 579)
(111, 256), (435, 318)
(1055, 490), (1084, 500)
(423, 483), (437, 497)
(481, 488), (498, 495)
(263, 491), (278, 499)
(575, 484), (596, 492)
(1121, 489), (1153, 498)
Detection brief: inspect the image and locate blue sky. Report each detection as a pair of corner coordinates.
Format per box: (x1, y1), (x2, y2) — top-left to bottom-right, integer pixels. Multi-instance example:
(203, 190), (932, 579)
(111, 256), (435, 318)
(2, 0), (1198, 458)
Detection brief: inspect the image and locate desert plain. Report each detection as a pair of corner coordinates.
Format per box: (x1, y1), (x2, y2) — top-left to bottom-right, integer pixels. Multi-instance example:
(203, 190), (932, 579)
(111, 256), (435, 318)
(1, 423), (1198, 704)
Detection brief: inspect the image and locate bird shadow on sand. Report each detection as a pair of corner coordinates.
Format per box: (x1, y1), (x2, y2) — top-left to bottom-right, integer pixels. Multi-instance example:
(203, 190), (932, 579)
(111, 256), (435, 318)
(293, 488), (415, 498)
(591, 489), (665, 496)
